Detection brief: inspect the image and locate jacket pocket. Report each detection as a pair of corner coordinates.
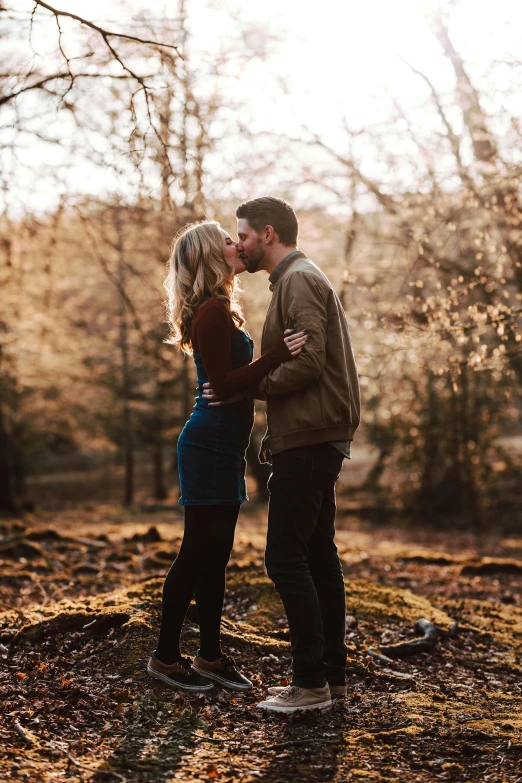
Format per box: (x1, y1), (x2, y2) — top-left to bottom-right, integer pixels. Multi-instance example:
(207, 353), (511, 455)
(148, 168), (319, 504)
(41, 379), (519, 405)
(270, 382), (324, 433)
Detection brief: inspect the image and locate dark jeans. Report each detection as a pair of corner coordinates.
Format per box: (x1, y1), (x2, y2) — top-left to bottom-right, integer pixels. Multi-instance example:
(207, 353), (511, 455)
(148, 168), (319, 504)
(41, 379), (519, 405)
(265, 443), (347, 688)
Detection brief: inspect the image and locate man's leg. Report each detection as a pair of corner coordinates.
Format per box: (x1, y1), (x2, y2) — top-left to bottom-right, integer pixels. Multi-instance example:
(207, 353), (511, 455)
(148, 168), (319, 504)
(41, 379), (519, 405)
(264, 446), (327, 688)
(307, 450), (347, 686)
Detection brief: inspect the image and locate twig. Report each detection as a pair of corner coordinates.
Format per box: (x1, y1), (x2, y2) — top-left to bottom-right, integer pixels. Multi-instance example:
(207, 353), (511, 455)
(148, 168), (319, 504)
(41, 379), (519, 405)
(366, 649), (395, 665)
(0, 71), (156, 108)
(458, 714), (484, 723)
(33, 1), (183, 56)
(69, 536), (107, 549)
(192, 732), (240, 744)
(363, 720), (412, 735)
(0, 603), (26, 618)
(34, 579), (49, 606)
(47, 740), (126, 781)
(65, 752), (127, 782)
(13, 719), (38, 745)
(262, 738), (325, 752)
(367, 618), (446, 661)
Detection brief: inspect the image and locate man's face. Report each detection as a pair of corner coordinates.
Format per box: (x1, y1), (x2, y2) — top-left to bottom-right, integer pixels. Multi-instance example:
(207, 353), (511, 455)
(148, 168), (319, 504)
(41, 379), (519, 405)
(237, 217), (266, 274)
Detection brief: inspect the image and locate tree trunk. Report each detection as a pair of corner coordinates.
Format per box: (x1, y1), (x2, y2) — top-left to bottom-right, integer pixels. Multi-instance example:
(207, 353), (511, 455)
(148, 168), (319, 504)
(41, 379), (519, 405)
(419, 369), (441, 509)
(117, 209), (134, 507)
(430, 9), (497, 163)
(460, 366), (479, 522)
(153, 442), (167, 501)
(362, 447), (391, 495)
(0, 404), (18, 516)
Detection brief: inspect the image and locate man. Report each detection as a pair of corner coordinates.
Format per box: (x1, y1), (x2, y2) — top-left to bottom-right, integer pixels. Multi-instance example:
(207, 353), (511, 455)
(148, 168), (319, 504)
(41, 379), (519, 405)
(204, 196), (360, 712)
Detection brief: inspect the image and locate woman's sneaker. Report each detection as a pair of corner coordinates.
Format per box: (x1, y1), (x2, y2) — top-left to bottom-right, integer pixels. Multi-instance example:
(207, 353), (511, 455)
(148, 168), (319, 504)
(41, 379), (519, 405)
(192, 651), (252, 691)
(267, 683), (346, 698)
(147, 652), (214, 692)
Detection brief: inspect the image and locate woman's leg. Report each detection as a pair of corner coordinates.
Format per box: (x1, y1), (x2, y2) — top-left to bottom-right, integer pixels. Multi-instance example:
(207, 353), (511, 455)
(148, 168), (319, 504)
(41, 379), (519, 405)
(155, 506), (207, 664)
(155, 505), (239, 664)
(194, 505), (240, 661)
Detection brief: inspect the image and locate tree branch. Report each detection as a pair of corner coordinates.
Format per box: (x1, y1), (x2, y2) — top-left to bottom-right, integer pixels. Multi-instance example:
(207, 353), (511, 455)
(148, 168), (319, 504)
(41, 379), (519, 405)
(33, 1), (183, 57)
(399, 56), (477, 194)
(302, 131), (399, 215)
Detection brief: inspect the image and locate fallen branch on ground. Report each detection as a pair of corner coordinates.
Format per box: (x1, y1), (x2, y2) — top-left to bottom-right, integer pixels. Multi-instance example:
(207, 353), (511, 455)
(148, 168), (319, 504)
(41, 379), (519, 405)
(366, 618), (457, 663)
(13, 720), (38, 745)
(262, 738), (328, 752)
(192, 732), (240, 744)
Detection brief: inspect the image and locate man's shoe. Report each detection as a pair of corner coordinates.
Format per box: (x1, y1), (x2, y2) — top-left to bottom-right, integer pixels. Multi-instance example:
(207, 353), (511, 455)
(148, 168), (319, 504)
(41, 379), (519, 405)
(257, 684), (332, 713)
(267, 683), (346, 698)
(192, 651), (252, 691)
(147, 652), (214, 692)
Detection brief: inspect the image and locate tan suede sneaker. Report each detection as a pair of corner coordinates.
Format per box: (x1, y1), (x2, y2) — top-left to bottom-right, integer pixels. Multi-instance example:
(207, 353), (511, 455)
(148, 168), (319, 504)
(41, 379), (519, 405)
(268, 683), (346, 698)
(192, 651), (252, 691)
(257, 684), (332, 713)
(147, 652), (214, 692)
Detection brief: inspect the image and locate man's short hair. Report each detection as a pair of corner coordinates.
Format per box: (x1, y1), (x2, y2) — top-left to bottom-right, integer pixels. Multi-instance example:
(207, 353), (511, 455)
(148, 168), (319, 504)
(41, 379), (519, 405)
(236, 197), (298, 246)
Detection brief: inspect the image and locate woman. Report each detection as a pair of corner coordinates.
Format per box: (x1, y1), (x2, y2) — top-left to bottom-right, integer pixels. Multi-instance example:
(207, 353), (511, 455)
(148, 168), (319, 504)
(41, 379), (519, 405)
(147, 221), (307, 693)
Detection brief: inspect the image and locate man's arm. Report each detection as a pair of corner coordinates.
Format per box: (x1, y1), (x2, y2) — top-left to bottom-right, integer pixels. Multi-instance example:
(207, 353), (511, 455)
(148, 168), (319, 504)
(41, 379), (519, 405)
(195, 301), (294, 400)
(256, 272), (328, 398)
(202, 328), (309, 405)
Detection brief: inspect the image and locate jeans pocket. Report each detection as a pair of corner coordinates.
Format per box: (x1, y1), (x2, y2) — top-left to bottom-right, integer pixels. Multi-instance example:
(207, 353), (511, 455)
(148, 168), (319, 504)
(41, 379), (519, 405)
(270, 450), (314, 484)
(314, 445), (344, 474)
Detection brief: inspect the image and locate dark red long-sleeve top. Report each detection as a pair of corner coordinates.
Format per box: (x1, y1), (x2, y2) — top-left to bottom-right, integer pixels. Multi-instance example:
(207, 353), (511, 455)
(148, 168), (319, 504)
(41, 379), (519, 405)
(191, 299), (291, 400)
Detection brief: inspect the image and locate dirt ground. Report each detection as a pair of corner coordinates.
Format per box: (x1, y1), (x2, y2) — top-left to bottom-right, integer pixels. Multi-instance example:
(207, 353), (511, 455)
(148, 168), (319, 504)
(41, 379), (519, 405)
(2, 505), (522, 782)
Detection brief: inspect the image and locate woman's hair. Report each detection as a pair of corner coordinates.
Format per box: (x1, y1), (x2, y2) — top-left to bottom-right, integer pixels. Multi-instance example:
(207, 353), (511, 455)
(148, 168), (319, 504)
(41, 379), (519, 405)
(164, 220), (244, 354)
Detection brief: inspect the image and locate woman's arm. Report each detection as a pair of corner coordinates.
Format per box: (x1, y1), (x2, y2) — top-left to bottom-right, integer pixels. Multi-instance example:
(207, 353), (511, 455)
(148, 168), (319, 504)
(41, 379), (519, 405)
(256, 272), (327, 397)
(192, 301), (292, 400)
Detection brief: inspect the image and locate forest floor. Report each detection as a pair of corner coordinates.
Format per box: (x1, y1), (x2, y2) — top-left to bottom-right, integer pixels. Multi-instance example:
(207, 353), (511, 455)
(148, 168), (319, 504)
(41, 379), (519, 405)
(2, 505), (522, 782)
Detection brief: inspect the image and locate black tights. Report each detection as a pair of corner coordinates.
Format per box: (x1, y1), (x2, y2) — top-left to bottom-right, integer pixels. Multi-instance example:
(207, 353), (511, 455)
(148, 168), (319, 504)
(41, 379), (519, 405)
(155, 504), (240, 664)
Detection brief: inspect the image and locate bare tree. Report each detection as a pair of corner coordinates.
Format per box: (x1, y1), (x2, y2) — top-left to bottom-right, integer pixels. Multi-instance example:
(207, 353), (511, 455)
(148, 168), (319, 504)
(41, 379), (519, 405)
(293, 6), (522, 520)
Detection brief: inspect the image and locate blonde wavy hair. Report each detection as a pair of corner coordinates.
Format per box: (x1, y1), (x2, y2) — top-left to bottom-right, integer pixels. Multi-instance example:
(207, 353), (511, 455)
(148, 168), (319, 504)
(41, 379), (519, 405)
(163, 220), (244, 354)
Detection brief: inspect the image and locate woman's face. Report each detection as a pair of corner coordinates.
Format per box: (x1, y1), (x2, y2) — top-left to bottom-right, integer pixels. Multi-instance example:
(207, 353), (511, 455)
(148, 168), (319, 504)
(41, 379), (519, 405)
(221, 229), (247, 276)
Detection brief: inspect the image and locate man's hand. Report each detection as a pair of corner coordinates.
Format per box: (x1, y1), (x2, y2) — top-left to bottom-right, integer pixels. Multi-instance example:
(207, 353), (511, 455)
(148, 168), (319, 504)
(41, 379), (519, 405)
(202, 383), (242, 407)
(202, 330), (309, 406)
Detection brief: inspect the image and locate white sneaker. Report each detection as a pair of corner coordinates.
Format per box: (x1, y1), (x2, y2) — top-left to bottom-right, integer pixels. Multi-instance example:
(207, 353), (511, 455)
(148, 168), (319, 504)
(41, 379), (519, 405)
(257, 684), (332, 713)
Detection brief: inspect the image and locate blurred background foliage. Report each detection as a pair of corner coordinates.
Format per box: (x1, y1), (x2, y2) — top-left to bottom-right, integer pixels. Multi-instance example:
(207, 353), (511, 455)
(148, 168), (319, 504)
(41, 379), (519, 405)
(1, 0), (521, 525)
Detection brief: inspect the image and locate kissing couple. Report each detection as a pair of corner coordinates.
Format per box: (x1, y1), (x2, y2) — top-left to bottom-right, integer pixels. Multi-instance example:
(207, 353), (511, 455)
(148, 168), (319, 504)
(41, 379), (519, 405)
(147, 196), (360, 713)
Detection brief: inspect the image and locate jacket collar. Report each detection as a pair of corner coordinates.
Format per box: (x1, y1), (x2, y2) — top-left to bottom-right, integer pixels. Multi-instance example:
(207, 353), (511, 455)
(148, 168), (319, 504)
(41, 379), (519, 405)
(268, 250), (306, 288)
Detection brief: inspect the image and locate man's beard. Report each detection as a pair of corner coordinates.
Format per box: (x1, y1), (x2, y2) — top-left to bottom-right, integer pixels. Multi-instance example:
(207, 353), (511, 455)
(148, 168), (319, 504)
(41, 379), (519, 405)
(244, 239), (265, 274)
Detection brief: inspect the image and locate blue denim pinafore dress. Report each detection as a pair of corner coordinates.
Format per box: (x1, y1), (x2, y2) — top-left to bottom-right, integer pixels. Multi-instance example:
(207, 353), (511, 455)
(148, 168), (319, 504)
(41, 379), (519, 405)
(177, 328), (255, 505)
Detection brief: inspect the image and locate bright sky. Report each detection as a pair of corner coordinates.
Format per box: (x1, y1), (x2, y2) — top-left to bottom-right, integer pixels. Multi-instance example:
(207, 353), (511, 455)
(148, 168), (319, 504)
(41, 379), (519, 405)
(51, 0), (522, 120)
(5, 0), (522, 213)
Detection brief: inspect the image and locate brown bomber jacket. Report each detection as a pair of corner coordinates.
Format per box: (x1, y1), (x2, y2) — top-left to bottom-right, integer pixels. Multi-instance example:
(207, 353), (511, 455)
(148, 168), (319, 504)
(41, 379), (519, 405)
(254, 251), (361, 462)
